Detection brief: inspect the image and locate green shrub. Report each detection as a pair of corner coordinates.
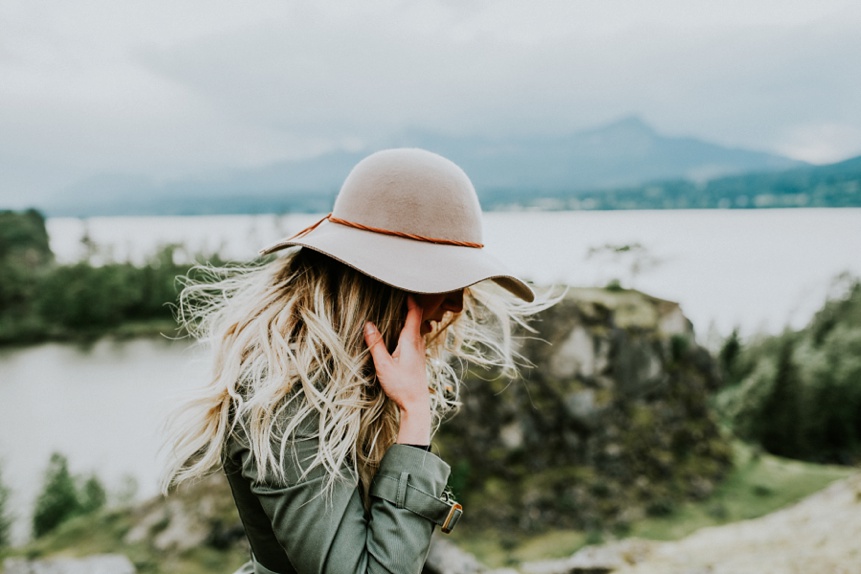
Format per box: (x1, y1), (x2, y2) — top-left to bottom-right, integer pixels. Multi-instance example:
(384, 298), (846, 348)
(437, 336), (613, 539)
(33, 453), (80, 538)
(31, 453), (107, 538)
(0, 209), (194, 344)
(717, 278), (861, 464)
(80, 474), (108, 514)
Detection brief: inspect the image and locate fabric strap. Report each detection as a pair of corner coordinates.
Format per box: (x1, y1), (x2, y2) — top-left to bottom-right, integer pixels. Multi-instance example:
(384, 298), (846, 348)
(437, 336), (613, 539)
(370, 472), (463, 534)
(288, 213), (485, 249)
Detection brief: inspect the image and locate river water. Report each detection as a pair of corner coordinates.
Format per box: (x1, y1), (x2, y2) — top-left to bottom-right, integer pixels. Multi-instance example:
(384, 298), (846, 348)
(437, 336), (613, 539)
(1, 208), (859, 543)
(46, 208), (861, 337)
(0, 339), (208, 543)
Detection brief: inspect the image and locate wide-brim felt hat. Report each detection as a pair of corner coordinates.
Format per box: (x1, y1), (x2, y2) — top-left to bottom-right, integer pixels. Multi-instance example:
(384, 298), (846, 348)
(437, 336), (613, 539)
(260, 148), (534, 302)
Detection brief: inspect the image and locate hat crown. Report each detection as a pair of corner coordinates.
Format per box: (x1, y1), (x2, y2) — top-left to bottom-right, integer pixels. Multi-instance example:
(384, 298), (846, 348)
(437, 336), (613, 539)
(333, 148), (483, 244)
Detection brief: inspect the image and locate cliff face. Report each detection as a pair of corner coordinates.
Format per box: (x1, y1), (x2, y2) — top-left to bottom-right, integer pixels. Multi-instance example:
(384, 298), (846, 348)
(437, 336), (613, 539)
(436, 287), (732, 533)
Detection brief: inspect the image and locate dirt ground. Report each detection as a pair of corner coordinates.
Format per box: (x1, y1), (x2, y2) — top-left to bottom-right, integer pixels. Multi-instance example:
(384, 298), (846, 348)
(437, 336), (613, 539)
(611, 472), (861, 574)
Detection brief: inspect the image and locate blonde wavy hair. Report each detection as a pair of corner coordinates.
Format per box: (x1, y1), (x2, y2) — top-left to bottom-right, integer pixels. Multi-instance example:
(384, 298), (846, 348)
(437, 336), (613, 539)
(161, 247), (548, 498)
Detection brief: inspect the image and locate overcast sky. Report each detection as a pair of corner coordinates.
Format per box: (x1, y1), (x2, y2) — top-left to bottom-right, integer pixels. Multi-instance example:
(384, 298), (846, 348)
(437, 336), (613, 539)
(2, 0), (861, 206)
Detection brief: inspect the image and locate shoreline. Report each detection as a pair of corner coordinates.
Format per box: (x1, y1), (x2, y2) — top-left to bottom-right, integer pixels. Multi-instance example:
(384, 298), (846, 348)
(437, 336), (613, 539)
(0, 319), (186, 350)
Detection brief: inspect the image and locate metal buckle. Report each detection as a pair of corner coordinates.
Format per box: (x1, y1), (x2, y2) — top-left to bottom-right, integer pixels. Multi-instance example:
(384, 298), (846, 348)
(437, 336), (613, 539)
(441, 502), (462, 534)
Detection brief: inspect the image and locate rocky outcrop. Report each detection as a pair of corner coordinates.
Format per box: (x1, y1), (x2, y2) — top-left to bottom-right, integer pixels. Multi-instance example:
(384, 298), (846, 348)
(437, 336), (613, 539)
(3, 554), (136, 574)
(436, 287), (732, 533)
(123, 474), (243, 553)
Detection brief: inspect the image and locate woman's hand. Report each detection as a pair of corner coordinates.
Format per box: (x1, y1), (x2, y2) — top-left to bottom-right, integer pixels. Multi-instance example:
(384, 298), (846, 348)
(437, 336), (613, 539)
(364, 296), (432, 445)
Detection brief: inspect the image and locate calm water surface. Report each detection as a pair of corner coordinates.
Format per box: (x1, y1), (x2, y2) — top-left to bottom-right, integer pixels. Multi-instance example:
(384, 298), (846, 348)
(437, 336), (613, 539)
(0, 338), (207, 543)
(48, 208), (861, 336)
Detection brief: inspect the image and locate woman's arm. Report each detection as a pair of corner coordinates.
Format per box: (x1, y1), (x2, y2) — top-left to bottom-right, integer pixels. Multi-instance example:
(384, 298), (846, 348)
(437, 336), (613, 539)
(245, 438), (454, 573)
(364, 295), (432, 446)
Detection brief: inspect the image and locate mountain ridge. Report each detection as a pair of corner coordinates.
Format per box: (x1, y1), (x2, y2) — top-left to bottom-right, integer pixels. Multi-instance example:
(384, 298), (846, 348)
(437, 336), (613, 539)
(44, 116), (810, 216)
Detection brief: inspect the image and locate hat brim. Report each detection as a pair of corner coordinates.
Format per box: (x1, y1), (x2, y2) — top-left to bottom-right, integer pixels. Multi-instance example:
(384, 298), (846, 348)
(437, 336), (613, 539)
(260, 220), (535, 302)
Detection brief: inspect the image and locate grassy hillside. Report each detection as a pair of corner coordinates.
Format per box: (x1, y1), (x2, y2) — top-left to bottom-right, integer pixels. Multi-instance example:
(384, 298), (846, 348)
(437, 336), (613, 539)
(455, 442), (853, 567)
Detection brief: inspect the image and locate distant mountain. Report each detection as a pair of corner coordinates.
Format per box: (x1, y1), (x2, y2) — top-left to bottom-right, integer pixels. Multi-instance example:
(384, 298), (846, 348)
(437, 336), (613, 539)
(497, 153), (861, 211)
(46, 116), (808, 216)
(394, 116), (804, 191)
(51, 151), (361, 216)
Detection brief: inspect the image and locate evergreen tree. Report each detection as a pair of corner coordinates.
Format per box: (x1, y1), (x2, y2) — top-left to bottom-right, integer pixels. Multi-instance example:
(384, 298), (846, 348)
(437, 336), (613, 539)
(757, 339), (804, 457)
(32, 453), (81, 538)
(718, 278), (861, 464)
(718, 328), (743, 385)
(79, 474), (107, 514)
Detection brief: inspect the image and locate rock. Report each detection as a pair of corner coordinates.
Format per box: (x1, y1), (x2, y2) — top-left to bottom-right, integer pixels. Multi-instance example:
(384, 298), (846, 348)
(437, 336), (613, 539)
(124, 498), (209, 552)
(567, 539), (651, 570)
(657, 305), (690, 337)
(563, 389), (597, 429)
(549, 326), (596, 378)
(124, 473), (241, 553)
(152, 499), (210, 551)
(500, 420), (525, 449)
(423, 536), (487, 574)
(518, 539), (651, 574)
(436, 287), (732, 532)
(3, 554), (136, 574)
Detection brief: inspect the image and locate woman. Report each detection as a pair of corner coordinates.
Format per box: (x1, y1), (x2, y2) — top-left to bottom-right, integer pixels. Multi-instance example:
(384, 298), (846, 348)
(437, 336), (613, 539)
(162, 148), (544, 573)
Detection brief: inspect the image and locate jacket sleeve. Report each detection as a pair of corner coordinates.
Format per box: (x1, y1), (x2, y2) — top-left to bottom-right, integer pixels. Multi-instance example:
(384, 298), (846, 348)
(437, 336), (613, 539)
(243, 429), (457, 574)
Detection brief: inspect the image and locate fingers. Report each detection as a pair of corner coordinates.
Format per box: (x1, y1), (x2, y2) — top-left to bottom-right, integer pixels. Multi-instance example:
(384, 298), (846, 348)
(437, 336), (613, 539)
(364, 321), (392, 369)
(401, 295), (423, 342)
(364, 296), (425, 372)
(364, 298), (431, 418)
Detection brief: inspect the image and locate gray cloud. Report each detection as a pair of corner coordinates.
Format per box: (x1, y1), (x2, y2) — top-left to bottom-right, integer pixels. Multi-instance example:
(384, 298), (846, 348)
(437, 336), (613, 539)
(2, 0), (860, 204)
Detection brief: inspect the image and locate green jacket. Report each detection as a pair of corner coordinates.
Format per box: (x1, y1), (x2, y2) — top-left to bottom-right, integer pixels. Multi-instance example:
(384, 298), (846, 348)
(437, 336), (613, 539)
(224, 414), (462, 574)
